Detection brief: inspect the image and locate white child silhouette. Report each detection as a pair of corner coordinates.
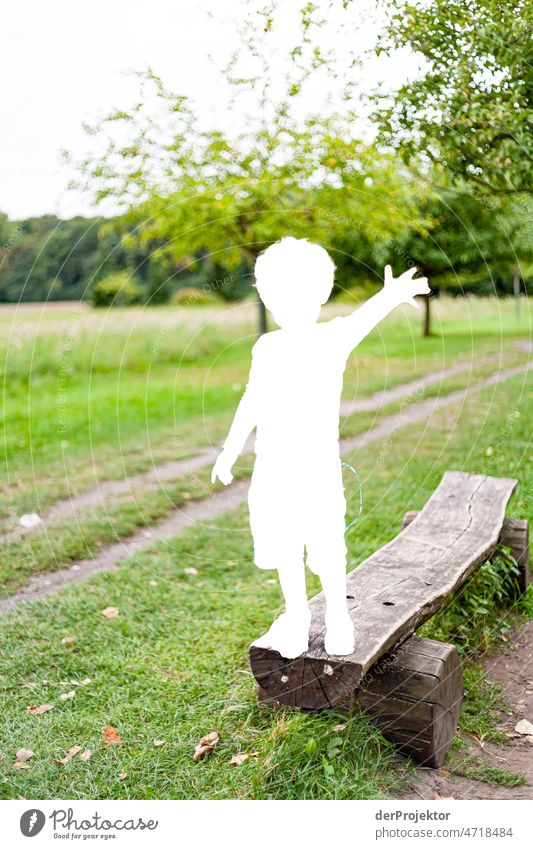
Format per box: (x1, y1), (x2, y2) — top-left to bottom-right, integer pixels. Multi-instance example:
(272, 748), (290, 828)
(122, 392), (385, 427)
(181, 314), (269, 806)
(212, 237), (430, 658)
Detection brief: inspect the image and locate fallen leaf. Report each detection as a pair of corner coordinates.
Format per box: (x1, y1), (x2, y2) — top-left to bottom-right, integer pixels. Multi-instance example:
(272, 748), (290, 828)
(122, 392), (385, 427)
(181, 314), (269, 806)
(60, 691), (76, 701)
(118, 772), (128, 780)
(331, 724), (346, 733)
(56, 745), (82, 765)
(102, 725), (122, 745)
(101, 607), (119, 619)
(14, 761), (31, 769)
(80, 750), (92, 761)
(469, 733), (486, 749)
(153, 739), (165, 747)
(184, 567), (198, 576)
(16, 748), (34, 763)
(193, 731), (219, 761)
(515, 719), (533, 736)
(229, 751), (259, 766)
(26, 704), (54, 715)
(61, 636), (75, 645)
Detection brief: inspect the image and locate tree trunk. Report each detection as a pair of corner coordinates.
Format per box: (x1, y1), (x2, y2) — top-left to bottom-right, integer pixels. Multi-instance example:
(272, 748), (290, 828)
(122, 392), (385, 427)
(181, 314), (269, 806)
(513, 265), (521, 321)
(422, 294), (431, 337)
(258, 296), (268, 336)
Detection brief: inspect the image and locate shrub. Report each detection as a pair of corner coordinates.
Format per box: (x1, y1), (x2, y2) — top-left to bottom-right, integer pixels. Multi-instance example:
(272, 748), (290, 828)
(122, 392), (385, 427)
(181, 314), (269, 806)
(170, 287), (218, 306)
(90, 271), (142, 307)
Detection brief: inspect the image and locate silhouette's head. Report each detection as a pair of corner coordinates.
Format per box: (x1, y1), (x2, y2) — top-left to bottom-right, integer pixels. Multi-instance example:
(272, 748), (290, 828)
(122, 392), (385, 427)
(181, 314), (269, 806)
(254, 237), (335, 329)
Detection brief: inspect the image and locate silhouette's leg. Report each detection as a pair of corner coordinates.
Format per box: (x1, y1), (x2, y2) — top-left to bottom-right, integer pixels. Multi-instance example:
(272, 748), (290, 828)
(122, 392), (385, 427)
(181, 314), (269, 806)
(320, 557), (355, 656)
(278, 558), (309, 618)
(252, 556), (310, 658)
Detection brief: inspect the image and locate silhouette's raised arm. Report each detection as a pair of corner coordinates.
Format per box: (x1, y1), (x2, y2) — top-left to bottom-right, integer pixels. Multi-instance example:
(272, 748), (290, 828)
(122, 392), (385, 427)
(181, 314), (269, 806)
(333, 265), (430, 354)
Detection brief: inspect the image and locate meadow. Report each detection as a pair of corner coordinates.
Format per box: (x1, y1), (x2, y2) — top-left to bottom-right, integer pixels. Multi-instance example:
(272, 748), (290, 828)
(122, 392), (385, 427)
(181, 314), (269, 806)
(0, 295), (531, 799)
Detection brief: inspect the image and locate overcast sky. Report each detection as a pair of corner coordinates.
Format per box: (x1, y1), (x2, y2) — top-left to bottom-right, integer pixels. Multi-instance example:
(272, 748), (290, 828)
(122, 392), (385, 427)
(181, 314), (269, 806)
(1, 0), (420, 220)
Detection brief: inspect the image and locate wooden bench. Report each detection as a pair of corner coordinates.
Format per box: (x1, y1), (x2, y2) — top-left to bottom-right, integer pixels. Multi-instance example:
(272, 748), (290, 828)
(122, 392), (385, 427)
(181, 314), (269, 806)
(250, 471), (529, 767)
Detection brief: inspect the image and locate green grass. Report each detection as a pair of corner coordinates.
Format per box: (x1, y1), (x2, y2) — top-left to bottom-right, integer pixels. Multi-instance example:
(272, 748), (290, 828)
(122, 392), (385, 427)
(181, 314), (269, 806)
(450, 758), (526, 787)
(0, 364), (531, 799)
(2, 348), (529, 594)
(1, 296), (530, 527)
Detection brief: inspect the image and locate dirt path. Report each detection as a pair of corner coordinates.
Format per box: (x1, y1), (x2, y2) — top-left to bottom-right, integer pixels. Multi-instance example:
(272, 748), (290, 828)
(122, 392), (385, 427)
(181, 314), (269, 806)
(0, 480), (250, 614)
(400, 620), (533, 800)
(0, 353), (507, 542)
(1, 360), (530, 614)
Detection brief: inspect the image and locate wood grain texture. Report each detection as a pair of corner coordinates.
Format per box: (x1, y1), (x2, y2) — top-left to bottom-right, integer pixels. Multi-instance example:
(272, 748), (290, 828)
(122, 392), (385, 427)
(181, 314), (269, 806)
(403, 513), (529, 592)
(250, 471), (516, 710)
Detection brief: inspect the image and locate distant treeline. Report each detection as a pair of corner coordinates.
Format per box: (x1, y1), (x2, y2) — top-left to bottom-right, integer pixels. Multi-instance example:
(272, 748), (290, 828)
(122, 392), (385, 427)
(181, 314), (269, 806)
(0, 209), (530, 306)
(0, 212), (251, 305)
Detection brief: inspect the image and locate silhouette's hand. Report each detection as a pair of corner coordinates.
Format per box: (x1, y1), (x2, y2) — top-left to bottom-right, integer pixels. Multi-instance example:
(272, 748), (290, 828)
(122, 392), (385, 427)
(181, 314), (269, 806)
(383, 265), (431, 310)
(211, 450), (235, 486)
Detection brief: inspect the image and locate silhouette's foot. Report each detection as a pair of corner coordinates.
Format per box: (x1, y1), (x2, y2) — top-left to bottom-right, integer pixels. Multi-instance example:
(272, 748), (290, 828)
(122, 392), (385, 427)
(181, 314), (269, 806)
(324, 612), (354, 656)
(253, 610), (311, 659)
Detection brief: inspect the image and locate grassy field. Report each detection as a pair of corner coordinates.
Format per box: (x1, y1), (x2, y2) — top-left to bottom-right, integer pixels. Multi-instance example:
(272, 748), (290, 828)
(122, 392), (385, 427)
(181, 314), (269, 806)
(1, 296), (530, 522)
(0, 296), (531, 799)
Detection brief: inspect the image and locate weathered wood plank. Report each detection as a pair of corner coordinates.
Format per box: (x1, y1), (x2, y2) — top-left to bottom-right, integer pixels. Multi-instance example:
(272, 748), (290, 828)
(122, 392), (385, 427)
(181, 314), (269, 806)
(250, 472), (516, 709)
(403, 513), (529, 592)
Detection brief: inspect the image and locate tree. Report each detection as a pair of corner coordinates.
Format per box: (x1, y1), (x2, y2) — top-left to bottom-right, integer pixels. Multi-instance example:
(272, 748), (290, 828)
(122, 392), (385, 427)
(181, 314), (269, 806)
(397, 178), (532, 334)
(373, 0), (533, 196)
(368, 0), (533, 331)
(0, 215), (101, 303)
(73, 71), (425, 332)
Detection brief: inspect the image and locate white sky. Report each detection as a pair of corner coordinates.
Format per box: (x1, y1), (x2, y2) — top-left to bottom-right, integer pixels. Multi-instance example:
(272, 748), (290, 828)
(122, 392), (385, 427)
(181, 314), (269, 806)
(0, 0), (420, 220)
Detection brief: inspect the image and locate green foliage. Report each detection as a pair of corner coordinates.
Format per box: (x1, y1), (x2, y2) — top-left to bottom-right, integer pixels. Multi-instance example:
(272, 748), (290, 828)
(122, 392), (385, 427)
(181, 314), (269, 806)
(72, 72), (426, 309)
(374, 0), (533, 196)
(0, 215), (100, 302)
(90, 270), (142, 307)
(420, 551), (523, 654)
(399, 185), (533, 294)
(459, 664), (508, 742)
(451, 758), (526, 787)
(170, 287), (218, 306)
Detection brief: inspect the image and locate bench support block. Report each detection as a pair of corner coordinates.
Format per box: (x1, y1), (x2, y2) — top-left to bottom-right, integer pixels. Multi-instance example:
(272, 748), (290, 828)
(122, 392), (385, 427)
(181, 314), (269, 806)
(357, 635), (463, 768)
(258, 635), (463, 768)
